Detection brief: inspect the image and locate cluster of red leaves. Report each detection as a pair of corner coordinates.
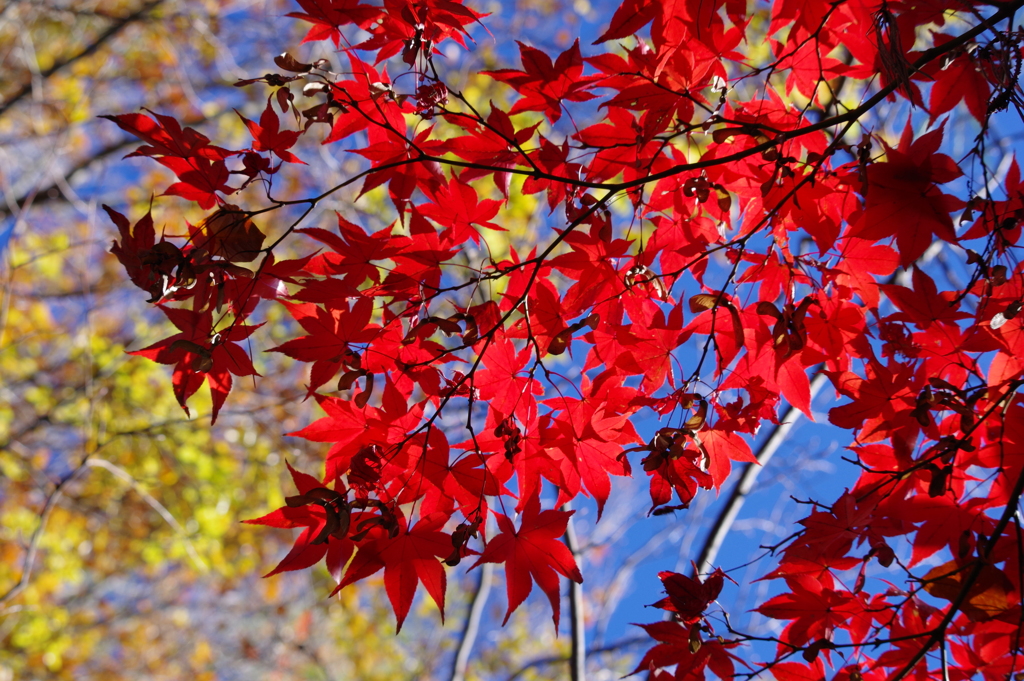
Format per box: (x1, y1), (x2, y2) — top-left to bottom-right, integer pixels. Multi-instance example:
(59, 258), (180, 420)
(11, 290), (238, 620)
(634, 569), (749, 681)
(106, 0), (1024, 678)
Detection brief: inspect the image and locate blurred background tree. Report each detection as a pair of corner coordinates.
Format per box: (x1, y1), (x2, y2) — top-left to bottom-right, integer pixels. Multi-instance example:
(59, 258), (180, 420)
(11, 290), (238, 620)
(0, 1), (434, 678)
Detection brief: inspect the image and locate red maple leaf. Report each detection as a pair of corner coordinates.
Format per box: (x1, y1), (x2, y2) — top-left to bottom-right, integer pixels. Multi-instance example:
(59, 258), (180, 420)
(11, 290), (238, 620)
(829, 238), (899, 308)
(475, 331), (542, 423)
(393, 429), (507, 517)
(156, 156), (235, 210)
(100, 109), (234, 160)
(827, 358), (917, 442)
(777, 40), (851, 101)
(925, 34), (991, 123)
(288, 393), (380, 452)
(351, 127), (447, 215)
(237, 97), (305, 164)
(322, 54), (408, 143)
(335, 511), (451, 632)
(593, 0), (657, 43)
(652, 568), (726, 623)
(299, 212), (410, 289)
(130, 307), (260, 423)
(879, 267), (971, 329)
(446, 106), (540, 199)
(353, 0), (488, 63)
(467, 410), (574, 514)
(472, 494), (582, 628)
(522, 135), (583, 210)
(269, 297), (379, 394)
(698, 426), (757, 489)
(244, 462), (353, 580)
(286, 0), (382, 47)
(545, 371), (642, 517)
(484, 40), (600, 123)
(757, 574), (865, 649)
(418, 173), (505, 243)
(631, 621), (745, 681)
(105, 205), (169, 302)
(102, 2), (1024, 674)
(846, 124), (964, 267)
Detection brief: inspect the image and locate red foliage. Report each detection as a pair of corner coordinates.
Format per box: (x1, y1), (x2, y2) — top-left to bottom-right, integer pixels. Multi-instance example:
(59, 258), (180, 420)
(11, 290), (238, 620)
(106, 0), (1024, 677)
(473, 494), (582, 628)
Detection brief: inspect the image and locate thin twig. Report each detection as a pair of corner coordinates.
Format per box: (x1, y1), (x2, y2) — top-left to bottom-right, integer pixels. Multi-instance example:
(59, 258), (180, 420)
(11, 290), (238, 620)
(0, 139), (134, 217)
(689, 238), (949, 581)
(85, 457), (208, 572)
(0, 450), (211, 609)
(0, 464), (89, 606)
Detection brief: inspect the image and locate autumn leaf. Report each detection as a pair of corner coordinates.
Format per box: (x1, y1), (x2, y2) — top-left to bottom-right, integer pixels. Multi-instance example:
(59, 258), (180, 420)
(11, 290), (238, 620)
(335, 512), (452, 633)
(847, 124), (964, 267)
(130, 306), (260, 423)
(651, 568), (726, 623)
(90, 0), (1024, 675)
(922, 559), (1014, 622)
(484, 40), (600, 122)
(472, 494), (582, 628)
(237, 97), (305, 164)
(194, 205), (266, 262)
(757, 575), (865, 648)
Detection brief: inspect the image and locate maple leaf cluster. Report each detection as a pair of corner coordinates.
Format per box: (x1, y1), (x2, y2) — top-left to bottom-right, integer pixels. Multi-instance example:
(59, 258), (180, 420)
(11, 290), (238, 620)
(104, 0), (1024, 678)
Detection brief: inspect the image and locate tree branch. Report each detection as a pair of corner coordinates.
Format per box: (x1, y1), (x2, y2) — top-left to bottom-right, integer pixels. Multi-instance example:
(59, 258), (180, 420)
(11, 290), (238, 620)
(503, 636), (650, 681)
(0, 463), (89, 606)
(405, 0), (1024, 197)
(691, 373), (829, 578)
(1, 106), (231, 219)
(890, 390), (1024, 681)
(688, 238), (948, 579)
(449, 561), (494, 681)
(0, 138), (134, 217)
(85, 457), (208, 572)
(564, 506), (586, 681)
(0, 445), (215, 609)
